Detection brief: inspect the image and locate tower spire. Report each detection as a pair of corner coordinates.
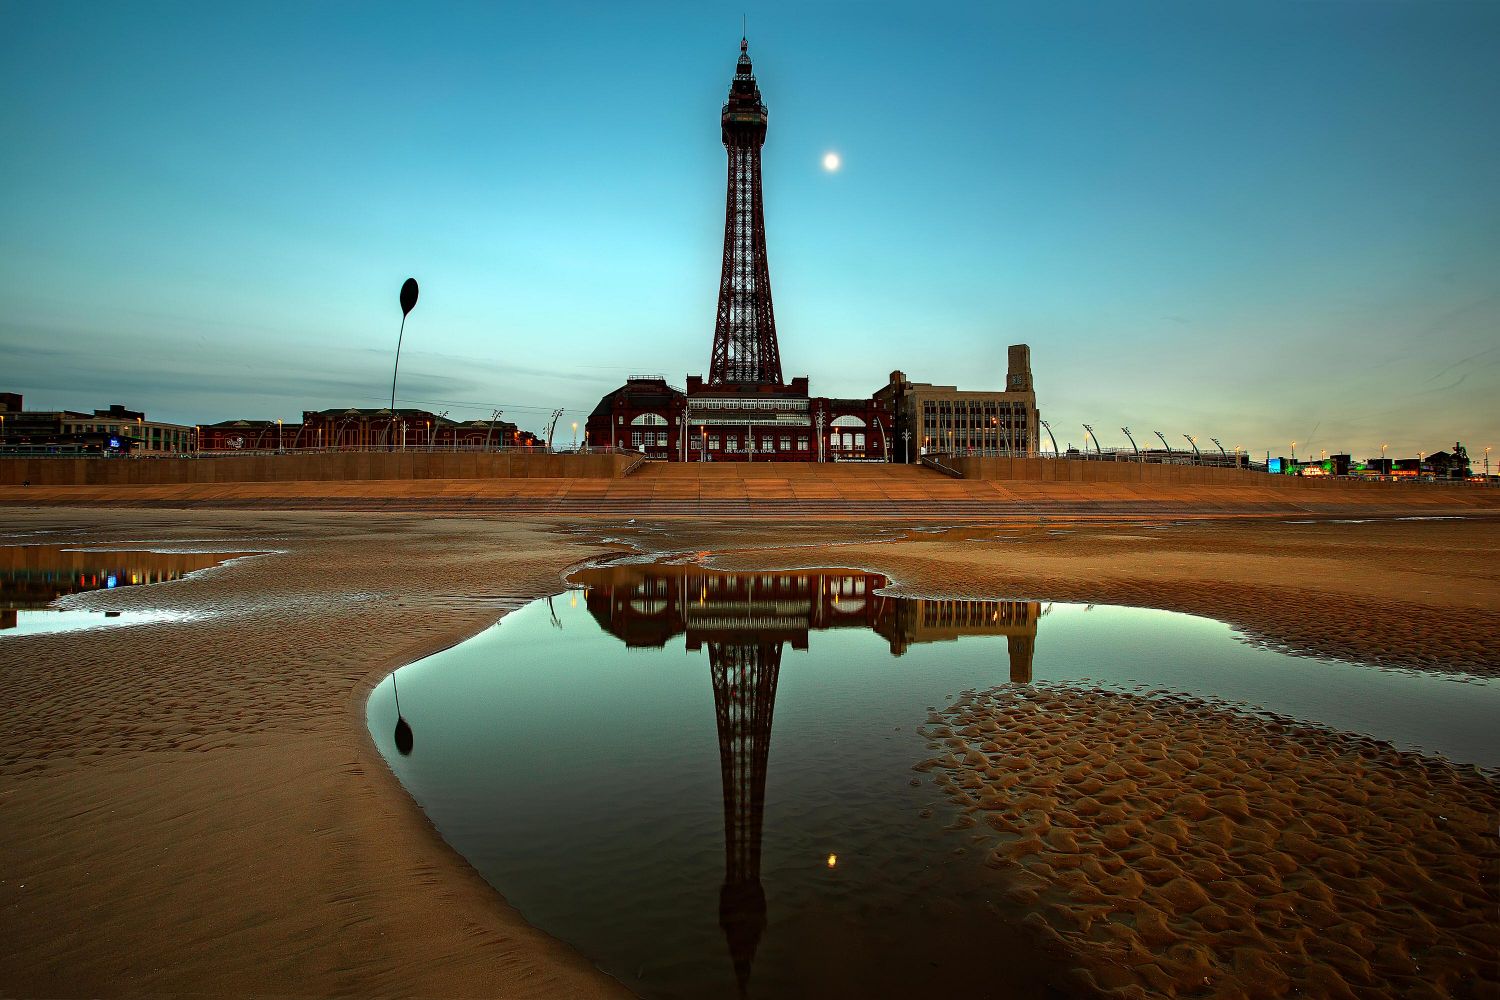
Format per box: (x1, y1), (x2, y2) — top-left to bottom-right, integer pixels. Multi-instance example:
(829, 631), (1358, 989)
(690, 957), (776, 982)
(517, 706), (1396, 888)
(709, 37), (783, 386)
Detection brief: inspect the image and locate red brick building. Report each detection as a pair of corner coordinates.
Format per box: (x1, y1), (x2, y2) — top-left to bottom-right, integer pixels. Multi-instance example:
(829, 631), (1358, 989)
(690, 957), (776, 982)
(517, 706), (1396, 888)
(199, 409), (539, 451)
(585, 377), (891, 462)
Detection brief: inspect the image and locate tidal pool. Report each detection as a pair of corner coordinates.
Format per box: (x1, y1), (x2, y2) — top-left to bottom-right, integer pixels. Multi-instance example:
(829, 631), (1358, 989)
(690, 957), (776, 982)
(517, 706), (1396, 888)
(0, 545), (235, 635)
(367, 565), (1498, 998)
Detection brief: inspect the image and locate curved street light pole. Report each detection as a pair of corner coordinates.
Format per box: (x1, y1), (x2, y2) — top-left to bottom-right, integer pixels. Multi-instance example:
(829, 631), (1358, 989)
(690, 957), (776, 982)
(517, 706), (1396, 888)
(1210, 436), (1227, 459)
(1039, 419), (1060, 457)
(1082, 423), (1097, 456)
(1121, 426), (1140, 459)
(1153, 430), (1174, 455)
(1183, 434), (1202, 464)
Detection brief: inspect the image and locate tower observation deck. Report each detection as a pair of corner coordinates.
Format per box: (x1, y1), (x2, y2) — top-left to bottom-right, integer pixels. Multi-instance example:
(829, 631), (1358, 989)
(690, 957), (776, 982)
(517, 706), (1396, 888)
(709, 38), (782, 387)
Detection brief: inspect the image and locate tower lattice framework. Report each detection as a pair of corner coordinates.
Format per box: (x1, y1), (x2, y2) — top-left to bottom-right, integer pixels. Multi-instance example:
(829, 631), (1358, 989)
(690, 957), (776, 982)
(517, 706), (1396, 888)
(709, 39), (783, 386)
(710, 638), (782, 991)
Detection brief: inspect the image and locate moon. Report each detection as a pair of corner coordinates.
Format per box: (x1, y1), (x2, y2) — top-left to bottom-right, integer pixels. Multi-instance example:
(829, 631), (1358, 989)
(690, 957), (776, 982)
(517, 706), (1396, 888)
(822, 151), (841, 172)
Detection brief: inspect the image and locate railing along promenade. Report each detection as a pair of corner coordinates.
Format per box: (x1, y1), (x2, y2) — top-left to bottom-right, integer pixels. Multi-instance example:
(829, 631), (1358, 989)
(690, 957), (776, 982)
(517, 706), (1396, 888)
(0, 444), (633, 460)
(922, 448), (1495, 487)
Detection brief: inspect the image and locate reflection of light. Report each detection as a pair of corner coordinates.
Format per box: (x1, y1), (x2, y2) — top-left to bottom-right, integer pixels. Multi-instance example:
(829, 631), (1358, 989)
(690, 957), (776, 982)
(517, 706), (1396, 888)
(826, 853), (837, 869)
(130, 574), (139, 584)
(106, 575), (117, 589)
(569, 594), (577, 608)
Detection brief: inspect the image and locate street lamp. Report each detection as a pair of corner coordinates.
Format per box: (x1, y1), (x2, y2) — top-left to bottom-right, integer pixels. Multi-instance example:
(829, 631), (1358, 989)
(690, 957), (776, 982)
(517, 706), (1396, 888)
(1121, 426), (1140, 459)
(390, 278), (419, 412)
(1082, 423), (1097, 456)
(1039, 419), (1060, 457)
(276, 418), (283, 452)
(1183, 434), (1201, 462)
(571, 421), (578, 450)
(1153, 430), (1174, 456)
(1485, 445), (1492, 477)
(902, 429), (912, 464)
(1290, 440), (1297, 461)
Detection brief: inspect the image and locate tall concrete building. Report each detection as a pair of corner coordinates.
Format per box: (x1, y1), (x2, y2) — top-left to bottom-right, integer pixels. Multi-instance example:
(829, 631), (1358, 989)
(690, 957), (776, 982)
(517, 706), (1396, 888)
(876, 345), (1039, 461)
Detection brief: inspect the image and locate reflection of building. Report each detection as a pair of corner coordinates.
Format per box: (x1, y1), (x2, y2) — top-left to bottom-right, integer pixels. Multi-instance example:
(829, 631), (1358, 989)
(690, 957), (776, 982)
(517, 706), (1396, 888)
(875, 345), (1040, 460)
(579, 565), (1040, 678)
(575, 564), (1043, 988)
(0, 547), (226, 629)
(584, 40), (891, 463)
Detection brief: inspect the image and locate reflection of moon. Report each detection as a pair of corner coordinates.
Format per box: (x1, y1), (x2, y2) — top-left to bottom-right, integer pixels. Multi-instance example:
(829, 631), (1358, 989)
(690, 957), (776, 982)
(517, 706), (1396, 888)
(822, 152), (840, 172)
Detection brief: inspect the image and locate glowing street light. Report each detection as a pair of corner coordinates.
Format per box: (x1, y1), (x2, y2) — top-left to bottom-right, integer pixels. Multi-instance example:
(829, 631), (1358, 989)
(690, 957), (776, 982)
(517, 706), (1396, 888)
(571, 421), (578, 449)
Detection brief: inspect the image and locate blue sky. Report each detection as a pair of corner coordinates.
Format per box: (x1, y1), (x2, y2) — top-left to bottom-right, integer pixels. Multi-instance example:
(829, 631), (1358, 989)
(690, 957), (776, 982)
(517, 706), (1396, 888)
(2, 0), (1496, 458)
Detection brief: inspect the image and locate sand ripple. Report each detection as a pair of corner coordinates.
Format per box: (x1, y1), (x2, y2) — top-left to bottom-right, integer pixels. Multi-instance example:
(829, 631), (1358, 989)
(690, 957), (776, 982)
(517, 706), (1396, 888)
(918, 685), (1499, 999)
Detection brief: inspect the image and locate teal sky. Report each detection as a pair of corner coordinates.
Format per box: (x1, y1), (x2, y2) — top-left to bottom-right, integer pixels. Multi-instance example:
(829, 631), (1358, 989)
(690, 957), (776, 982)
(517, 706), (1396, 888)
(2, 0), (1496, 459)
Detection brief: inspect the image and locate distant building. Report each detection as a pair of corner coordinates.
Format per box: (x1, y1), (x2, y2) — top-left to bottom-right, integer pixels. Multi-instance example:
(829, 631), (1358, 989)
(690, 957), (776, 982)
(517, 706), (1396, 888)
(875, 345), (1040, 461)
(198, 419), (301, 452)
(292, 408), (537, 451)
(0, 401), (190, 456)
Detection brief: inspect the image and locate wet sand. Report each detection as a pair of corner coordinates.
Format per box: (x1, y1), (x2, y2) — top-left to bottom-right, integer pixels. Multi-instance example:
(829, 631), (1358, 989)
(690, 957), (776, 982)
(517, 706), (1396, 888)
(919, 686), (1498, 998)
(1, 508), (1497, 997)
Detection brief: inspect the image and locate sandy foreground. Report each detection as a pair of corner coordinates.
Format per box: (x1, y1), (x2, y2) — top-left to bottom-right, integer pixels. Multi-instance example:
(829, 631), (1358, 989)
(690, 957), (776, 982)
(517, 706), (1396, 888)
(1, 508), (1497, 998)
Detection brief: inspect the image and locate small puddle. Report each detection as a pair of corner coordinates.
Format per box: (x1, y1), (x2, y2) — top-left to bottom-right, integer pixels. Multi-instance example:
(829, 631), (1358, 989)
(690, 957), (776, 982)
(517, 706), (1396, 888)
(368, 564), (1498, 998)
(0, 545), (242, 635)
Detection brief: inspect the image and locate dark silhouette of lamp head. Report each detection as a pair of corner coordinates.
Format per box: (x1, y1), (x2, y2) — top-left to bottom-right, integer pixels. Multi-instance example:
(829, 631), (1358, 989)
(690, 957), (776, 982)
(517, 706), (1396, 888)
(400, 278), (419, 317)
(391, 671), (414, 756)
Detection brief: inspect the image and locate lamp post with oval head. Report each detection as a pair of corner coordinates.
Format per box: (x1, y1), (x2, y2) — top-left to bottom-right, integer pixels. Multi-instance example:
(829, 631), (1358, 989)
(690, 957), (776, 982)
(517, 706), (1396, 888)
(390, 277), (419, 411)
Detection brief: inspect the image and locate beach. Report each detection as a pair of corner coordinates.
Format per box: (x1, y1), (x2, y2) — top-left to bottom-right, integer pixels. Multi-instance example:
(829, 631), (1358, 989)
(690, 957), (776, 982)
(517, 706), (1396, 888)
(2, 507), (1497, 997)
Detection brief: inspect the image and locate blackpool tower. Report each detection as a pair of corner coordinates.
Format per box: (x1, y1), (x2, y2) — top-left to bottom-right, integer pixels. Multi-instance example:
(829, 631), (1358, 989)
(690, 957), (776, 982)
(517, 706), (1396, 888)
(709, 38), (783, 387)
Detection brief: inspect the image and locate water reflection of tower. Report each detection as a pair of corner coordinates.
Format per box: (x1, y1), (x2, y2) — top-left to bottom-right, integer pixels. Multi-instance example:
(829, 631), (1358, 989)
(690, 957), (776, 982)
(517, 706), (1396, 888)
(710, 638), (781, 994)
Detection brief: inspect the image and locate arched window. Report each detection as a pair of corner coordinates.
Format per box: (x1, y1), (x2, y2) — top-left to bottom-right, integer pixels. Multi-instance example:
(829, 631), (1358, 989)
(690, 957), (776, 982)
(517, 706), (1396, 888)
(830, 415), (866, 428)
(631, 413), (667, 426)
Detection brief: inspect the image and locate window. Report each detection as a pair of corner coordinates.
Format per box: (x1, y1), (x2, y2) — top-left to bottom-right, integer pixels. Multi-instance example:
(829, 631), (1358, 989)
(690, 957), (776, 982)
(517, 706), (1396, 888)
(855, 433), (865, 449)
(762, 437), (774, 452)
(797, 436), (808, 450)
(655, 432), (667, 447)
(709, 436), (720, 450)
(631, 432), (642, 446)
(631, 413), (667, 426)
(780, 435), (791, 451)
(830, 415), (866, 428)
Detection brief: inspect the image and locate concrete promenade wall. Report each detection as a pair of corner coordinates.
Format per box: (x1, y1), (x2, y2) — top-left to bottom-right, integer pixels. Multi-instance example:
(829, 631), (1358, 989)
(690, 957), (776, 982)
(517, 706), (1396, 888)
(948, 456), (1424, 490)
(0, 451), (634, 486)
